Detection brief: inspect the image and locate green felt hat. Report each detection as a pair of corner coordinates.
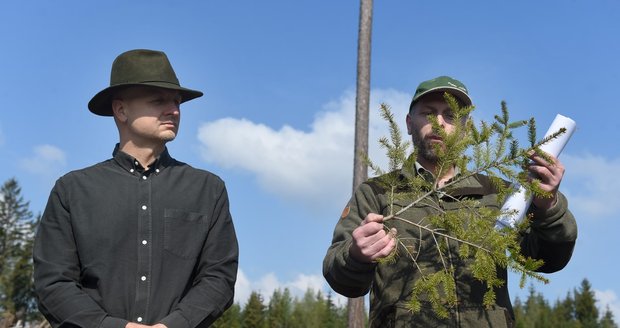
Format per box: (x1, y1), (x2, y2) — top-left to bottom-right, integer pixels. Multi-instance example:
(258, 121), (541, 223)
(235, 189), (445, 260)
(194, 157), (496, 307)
(88, 49), (203, 116)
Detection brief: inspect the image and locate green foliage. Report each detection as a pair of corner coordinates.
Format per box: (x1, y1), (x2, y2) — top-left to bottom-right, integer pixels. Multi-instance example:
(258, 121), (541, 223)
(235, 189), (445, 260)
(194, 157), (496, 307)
(514, 279), (617, 328)
(575, 279), (600, 328)
(211, 303), (241, 328)
(0, 178), (40, 323)
(365, 95), (568, 318)
(214, 282), (614, 328)
(213, 288), (349, 328)
(267, 288), (292, 328)
(242, 291), (266, 328)
(600, 308), (619, 328)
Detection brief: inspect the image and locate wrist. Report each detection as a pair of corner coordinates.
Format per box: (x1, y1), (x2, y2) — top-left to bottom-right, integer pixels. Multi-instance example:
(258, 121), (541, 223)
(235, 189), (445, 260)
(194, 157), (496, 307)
(533, 194), (557, 211)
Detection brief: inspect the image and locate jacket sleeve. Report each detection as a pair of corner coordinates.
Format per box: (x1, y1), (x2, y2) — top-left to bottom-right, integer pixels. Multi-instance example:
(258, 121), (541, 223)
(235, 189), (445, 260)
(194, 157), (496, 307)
(520, 191), (578, 273)
(158, 183), (239, 328)
(33, 181), (130, 328)
(323, 183), (381, 298)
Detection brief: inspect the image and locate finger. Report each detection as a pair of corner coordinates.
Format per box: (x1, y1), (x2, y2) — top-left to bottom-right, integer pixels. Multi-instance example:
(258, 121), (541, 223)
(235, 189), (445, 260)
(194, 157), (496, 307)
(370, 233), (397, 261)
(351, 223), (385, 249)
(362, 213), (384, 224)
(528, 161), (564, 181)
(529, 152), (563, 168)
(352, 229), (388, 261)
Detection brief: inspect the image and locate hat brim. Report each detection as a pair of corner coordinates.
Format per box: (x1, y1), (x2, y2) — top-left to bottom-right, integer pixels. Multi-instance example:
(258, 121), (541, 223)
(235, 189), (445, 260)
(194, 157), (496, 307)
(411, 87), (472, 108)
(88, 82), (204, 116)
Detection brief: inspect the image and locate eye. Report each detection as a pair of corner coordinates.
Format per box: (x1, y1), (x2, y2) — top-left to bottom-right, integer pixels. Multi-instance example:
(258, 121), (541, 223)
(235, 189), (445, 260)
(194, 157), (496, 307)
(150, 97), (165, 104)
(419, 110), (432, 116)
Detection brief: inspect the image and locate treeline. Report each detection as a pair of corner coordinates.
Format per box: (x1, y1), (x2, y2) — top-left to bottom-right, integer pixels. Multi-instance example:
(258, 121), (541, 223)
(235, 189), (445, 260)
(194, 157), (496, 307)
(213, 279), (617, 328)
(514, 279), (617, 328)
(212, 289), (349, 328)
(0, 178), (617, 327)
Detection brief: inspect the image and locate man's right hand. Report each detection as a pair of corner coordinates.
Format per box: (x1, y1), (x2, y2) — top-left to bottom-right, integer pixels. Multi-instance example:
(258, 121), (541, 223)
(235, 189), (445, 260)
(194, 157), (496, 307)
(349, 213), (397, 263)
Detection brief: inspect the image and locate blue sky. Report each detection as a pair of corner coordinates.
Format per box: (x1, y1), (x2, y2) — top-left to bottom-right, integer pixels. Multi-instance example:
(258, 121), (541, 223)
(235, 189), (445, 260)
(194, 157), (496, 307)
(2, 0), (619, 319)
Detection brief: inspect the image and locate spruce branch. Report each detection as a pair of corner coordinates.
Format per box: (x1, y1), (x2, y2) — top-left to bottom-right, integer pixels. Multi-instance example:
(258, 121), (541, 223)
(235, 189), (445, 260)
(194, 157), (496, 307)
(366, 93), (564, 318)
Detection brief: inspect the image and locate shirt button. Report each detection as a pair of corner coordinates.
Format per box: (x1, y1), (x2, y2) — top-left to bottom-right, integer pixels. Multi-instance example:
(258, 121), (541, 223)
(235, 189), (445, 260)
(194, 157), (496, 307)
(141, 276), (147, 281)
(137, 317), (143, 322)
(155, 169), (160, 173)
(142, 240), (148, 245)
(130, 169), (135, 173)
(141, 205), (147, 210)
(142, 176), (147, 180)
(135, 161), (139, 166)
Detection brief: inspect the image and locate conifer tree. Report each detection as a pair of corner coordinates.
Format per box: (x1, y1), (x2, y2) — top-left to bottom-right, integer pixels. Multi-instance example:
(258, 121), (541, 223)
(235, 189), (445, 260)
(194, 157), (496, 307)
(512, 297), (526, 328)
(366, 98), (566, 317)
(323, 292), (347, 328)
(550, 294), (579, 328)
(291, 289), (321, 328)
(600, 306), (618, 328)
(211, 303), (241, 328)
(574, 279), (599, 328)
(266, 288), (292, 328)
(0, 178), (38, 324)
(242, 291), (266, 328)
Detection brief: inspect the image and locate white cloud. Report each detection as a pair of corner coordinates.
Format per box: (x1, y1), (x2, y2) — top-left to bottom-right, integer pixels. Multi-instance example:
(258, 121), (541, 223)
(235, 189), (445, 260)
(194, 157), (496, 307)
(234, 269), (347, 308)
(561, 153), (620, 219)
(595, 289), (620, 322)
(19, 144), (67, 176)
(197, 89), (411, 209)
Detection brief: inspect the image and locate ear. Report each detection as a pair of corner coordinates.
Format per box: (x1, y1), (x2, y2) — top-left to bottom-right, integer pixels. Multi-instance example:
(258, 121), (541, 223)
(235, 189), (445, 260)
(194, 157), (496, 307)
(406, 113), (413, 135)
(112, 99), (128, 123)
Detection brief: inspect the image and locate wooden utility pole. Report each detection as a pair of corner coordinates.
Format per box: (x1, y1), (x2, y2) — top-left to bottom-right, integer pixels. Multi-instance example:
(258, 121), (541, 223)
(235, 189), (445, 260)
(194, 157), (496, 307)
(349, 0), (373, 327)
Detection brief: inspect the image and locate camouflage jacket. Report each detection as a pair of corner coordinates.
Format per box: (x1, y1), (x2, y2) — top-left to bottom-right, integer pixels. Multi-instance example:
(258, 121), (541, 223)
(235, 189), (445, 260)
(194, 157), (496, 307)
(323, 170), (577, 327)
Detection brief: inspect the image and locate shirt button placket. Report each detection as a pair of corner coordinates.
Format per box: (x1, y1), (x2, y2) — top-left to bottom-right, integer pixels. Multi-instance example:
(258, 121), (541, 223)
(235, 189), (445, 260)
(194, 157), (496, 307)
(134, 169), (151, 323)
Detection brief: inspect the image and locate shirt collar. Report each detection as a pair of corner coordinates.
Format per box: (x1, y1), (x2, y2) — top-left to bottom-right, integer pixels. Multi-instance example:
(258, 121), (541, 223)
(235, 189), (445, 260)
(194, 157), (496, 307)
(412, 161), (489, 197)
(112, 144), (173, 174)
(413, 161), (461, 177)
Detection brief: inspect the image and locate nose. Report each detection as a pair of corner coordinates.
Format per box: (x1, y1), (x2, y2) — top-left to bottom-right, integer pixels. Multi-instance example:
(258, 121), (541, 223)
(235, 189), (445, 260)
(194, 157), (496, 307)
(164, 100), (181, 116)
(436, 113), (447, 127)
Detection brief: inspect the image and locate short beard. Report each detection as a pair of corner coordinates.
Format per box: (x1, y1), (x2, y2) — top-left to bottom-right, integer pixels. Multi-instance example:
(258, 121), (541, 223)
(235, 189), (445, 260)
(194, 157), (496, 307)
(412, 133), (440, 163)
(161, 135), (176, 142)
(159, 130), (178, 143)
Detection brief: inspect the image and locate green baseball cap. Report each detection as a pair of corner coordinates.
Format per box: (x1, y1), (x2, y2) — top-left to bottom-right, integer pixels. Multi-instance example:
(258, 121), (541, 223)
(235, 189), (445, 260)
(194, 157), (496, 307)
(410, 76), (472, 109)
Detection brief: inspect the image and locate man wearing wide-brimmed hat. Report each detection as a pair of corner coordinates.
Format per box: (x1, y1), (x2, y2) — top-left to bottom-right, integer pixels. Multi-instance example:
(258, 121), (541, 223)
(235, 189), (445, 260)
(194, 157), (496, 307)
(34, 49), (239, 328)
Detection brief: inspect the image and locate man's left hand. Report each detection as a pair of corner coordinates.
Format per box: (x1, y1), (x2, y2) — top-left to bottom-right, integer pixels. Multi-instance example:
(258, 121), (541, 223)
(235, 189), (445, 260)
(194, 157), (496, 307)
(529, 152), (565, 210)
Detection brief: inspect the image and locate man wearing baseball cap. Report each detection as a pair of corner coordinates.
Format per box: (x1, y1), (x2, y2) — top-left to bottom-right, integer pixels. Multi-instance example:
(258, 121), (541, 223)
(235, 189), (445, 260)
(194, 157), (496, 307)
(323, 76), (577, 327)
(34, 49), (239, 328)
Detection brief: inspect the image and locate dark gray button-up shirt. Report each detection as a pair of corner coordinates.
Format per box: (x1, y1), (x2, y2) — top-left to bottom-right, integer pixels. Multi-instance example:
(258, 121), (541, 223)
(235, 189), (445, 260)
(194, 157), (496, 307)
(34, 146), (238, 328)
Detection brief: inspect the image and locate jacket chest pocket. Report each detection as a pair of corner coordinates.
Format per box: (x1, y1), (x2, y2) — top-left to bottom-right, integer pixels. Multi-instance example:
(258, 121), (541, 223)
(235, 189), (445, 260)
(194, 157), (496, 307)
(164, 209), (209, 260)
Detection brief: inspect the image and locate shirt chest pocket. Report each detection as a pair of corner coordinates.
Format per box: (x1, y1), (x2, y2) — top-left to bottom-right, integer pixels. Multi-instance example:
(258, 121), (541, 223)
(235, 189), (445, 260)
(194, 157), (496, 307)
(164, 209), (209, 260)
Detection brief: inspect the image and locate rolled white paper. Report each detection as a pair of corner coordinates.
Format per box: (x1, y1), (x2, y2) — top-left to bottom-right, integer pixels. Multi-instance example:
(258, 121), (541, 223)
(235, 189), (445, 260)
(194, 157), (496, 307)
(494, 114), (577, 229)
